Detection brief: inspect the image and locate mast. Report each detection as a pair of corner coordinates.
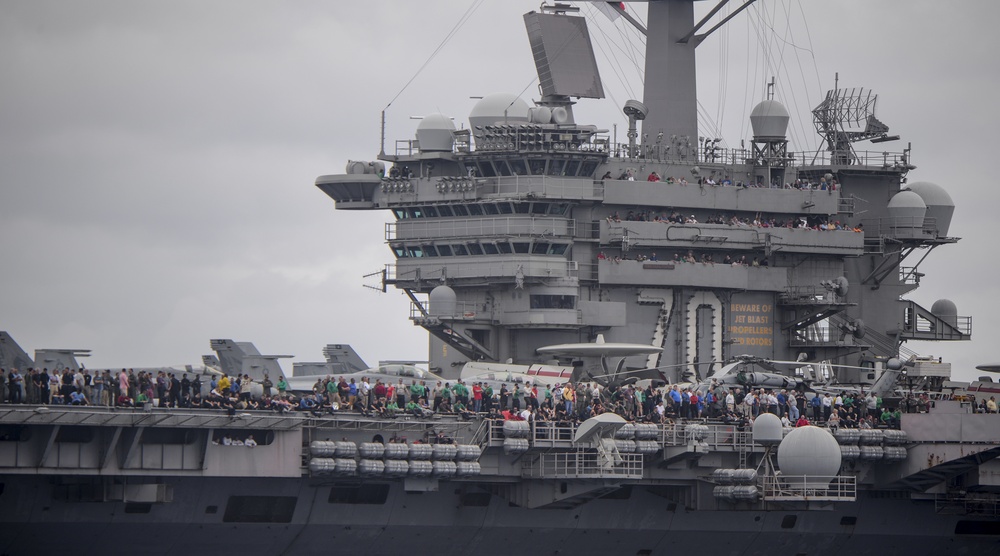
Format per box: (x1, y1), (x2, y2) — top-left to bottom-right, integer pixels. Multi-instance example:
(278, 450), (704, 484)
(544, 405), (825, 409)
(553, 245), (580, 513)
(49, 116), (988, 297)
(639, 0), (759, 147)
(641, 0), (699, 144)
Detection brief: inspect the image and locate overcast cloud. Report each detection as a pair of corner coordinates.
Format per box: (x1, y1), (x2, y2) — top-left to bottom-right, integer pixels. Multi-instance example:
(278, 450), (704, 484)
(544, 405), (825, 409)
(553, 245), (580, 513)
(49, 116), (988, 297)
(1, 0), (998, 382)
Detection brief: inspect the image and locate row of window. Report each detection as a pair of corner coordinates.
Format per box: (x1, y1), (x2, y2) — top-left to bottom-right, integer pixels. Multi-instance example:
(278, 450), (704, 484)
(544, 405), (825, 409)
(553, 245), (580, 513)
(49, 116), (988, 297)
(393, 241), (569, 258)
(393, 201), (568, 220)
(465, 157), (600, 178)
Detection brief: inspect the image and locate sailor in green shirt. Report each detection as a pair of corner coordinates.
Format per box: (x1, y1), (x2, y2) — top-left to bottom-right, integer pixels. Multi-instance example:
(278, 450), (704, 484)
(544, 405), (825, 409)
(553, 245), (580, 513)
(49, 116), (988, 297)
(277, 376), (288, 395)
(482, 384), (494, 410)
(409, 381), (423, 403)
(880, 408), (892, 425)
(452, 381), (468, 404)
(406, 399), (422, 416)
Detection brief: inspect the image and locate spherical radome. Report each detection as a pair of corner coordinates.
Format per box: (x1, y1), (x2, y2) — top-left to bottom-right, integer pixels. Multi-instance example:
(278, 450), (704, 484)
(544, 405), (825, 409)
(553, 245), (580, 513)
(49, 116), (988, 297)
(752, 413), (783, 445)
(469, 93), (530, 136)
(750, 99), (790, 139)
(887, 190), (927, 224)
(931, 298), (957, 317)
(931, 298), (958, 326)
(887, 190), (926, 210)
(905, 182), (954, 209)
(777, 426), (842, 489)
(428, 285), (457, 317)
(416, 113), (456, 152)
(905, 182), (955, 237)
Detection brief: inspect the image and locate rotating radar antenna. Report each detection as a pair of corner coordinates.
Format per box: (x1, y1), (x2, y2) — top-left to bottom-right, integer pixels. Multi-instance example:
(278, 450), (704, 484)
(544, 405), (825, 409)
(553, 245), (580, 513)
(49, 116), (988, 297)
(812, 78), (896, 165)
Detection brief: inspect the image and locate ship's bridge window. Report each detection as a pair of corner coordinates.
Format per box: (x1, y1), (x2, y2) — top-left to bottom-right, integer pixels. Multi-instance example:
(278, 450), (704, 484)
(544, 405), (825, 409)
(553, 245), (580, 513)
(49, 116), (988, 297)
(530, 202), (549, 215)
(409, 207), (424, 218)
(407, 246), (424, 258)
(547, 159), (565, 176)
(565, 160), (580, 176)
(423, 206), (439, 218)
(580, 160), (598, 177)
(549, 244), (568, 255)
(495, 160), (512, 176)
(0, 426), (29, 442)
(514, 202), (530, 214)
(453, 205), (469, 217)
(530, 295), (576, 309)
(467, 243), (483, 255)
(510, 159), (527, 175)
(549, 203), (568, 216)
(497, 203), (514, 215)
(392, 209), (408, 220)
(513, 242), (530, 254)
(484, 204), (499, 215)
(529, 159), (546, 175)
(142, 428), (198, 445)
(532, 242), (550, 255)
(496, 242), (512, 254)
(393, 247), (407, 258)
(55, 427), (94, 443)
(453, 244), (468, 256)
(483, 243), (499, 255)
(477, 162), (496, 177)
(422, 245), (438, 257)
(437, 245), (453, 256)
(437, 205), (454, 217)
(468, 204), (484, 216)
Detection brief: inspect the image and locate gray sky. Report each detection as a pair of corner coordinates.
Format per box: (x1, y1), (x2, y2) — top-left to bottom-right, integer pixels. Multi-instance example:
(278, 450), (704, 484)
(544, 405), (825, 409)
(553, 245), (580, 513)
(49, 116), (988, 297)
(2, 0), (998, 382)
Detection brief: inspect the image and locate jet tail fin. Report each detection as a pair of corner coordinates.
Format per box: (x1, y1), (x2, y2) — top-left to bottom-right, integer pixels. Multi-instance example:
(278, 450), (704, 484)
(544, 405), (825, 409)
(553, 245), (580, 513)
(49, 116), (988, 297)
(202, 354), (221, 370)
(211, 339), (290, 381)
(34, 348), (89, 371)
(322, 344), (368, 375)
(210, 339), (249, 377)
(0, 331), (35, 370)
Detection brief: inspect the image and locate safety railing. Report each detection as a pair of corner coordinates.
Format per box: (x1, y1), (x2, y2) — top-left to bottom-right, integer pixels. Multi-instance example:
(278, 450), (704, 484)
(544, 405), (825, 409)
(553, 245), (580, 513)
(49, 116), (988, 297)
(522, 450), (644, 479)
(759, 474), (856, 501)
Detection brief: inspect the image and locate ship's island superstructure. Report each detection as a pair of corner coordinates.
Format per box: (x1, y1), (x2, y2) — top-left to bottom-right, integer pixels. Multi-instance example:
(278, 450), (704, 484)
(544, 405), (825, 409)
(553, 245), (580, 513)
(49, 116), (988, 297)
(2, 3), (999, 555)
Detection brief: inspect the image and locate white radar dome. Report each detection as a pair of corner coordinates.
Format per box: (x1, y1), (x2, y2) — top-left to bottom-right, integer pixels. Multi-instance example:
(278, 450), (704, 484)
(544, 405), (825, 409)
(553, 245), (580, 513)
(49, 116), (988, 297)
(931, 298), (958, 327)
(752, 413), (783, 446)
(416, 113), (456, 152)
(750, 100), (790, 139)
(469, 93), (530, 138)
(777, 426), (842, 489)
(428, 285), (457, 317)
(887, 190), (927, 223)
(904, 182), (955, 237)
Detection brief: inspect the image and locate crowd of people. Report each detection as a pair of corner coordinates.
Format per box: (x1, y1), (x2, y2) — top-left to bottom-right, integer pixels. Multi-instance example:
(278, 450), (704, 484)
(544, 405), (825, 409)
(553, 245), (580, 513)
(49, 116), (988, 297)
(600, 249), (769, 267)
(605, 208), (862, 233)
(4, 366), (994, 432)
(604, 169), (840, 191)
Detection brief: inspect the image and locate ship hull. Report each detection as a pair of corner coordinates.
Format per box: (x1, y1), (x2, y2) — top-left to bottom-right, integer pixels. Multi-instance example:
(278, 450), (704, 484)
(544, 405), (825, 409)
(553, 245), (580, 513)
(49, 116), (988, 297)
(2, 476), (997, 556)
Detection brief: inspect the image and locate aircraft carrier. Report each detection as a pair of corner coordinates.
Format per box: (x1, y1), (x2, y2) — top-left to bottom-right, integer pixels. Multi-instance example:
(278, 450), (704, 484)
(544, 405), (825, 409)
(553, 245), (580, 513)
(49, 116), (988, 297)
(3, 2), (1000, 554)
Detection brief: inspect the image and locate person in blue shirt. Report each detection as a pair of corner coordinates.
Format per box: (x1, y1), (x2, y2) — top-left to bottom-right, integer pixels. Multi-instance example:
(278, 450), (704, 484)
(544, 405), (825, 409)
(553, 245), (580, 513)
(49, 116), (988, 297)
(70, 390), (88, 405)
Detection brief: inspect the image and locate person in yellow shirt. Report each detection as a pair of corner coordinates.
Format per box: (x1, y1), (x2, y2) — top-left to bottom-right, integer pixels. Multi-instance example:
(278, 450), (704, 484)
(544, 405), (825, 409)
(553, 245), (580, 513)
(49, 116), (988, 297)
(218, 374), (231, 395)
(563, 383), (575, 415)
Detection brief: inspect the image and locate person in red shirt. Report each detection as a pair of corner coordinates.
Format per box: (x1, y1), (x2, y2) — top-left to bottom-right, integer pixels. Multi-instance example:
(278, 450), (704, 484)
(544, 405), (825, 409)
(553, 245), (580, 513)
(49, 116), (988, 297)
(472, 383), (484, 413)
